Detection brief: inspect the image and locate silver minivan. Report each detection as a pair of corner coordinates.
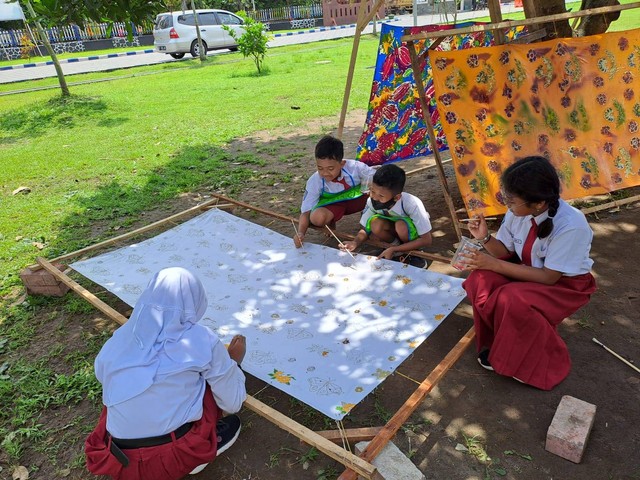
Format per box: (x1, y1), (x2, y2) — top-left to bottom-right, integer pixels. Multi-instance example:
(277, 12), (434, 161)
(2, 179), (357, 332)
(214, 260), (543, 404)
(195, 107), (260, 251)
(153, 9), (244, 59)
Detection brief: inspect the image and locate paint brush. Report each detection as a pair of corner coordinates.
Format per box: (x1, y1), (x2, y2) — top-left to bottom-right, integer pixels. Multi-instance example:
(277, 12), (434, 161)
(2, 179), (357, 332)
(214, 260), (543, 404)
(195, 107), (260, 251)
(592, 337), (640, 374)
(324, 225), (356, 261)
(460, 217), (498, 222)
(291, 219), (304, 248)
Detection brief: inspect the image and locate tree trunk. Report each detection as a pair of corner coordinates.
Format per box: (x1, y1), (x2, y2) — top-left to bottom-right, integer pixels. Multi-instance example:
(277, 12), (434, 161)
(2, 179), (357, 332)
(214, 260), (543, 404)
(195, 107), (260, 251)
(522, 0), (572, 39)
(23, 0), (70, 96)
(191, 0), (206, 62)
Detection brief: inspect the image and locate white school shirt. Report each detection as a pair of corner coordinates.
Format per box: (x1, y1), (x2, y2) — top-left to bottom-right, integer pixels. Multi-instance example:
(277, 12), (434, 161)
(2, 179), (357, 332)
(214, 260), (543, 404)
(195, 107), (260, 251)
(105, 334), (247, 439)
(360, 192), (432, 236)
(495, 199), (594, 276)
(300, 159), (375, 213)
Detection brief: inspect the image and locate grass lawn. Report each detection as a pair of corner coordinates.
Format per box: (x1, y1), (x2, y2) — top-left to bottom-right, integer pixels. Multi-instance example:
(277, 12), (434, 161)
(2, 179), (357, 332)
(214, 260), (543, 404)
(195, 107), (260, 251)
(472, 0), (640, 30)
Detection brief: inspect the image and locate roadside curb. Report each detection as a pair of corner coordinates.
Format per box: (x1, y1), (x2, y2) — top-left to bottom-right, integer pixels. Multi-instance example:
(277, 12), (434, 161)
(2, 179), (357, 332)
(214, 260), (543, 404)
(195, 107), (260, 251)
(0, 49), (156, 71)
(272, 17), (401, 37)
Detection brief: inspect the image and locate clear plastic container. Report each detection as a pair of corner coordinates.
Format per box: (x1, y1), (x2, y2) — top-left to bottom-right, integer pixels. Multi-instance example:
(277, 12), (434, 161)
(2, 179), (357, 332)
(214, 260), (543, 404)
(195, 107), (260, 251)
(451, 236), (483, 270)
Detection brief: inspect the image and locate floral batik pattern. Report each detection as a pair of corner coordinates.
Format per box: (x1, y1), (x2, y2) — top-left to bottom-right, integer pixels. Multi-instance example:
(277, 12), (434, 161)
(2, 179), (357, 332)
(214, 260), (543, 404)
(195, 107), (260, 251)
(356, 22), (524, 166)
(431, 28), (640, 216)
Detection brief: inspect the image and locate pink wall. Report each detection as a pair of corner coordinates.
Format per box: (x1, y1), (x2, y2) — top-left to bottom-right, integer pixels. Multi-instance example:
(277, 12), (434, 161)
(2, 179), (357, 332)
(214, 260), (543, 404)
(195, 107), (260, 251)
(322, 0), (385, 27)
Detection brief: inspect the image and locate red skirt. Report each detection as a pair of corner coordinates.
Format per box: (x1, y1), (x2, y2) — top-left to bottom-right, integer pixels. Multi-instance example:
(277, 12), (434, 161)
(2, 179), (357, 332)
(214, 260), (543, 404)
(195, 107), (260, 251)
(463, 269), (596, 390)
(85, 386), (222, 480)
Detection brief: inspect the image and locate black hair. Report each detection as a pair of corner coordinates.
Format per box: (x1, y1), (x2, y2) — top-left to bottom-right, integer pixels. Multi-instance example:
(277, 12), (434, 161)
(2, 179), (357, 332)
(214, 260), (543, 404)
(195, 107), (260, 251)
(501, 156), (560, 239)
(372, 164), (406, 195)
(315, 135), (344, 162)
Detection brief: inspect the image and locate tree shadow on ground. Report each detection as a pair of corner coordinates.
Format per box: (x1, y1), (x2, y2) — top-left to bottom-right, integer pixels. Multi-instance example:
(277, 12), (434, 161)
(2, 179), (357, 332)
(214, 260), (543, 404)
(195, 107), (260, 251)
(0, 95), (110, 143)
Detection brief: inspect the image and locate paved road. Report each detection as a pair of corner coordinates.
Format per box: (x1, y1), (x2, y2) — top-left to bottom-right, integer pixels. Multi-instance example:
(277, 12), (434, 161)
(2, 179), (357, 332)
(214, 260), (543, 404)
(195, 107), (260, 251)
(0, 7), (520, 85)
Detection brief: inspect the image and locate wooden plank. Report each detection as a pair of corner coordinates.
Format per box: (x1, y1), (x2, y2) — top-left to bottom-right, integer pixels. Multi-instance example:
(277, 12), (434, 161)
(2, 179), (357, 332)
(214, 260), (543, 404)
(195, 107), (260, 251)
(313, 427), (384, 444)
(337, 326), (476, 480)
(407, 39), (462, 241)
(37, 257), (128, 325)
(244, 396), (383, 480)
(29, 197), (223, 271)
(401, 2), (640, 42)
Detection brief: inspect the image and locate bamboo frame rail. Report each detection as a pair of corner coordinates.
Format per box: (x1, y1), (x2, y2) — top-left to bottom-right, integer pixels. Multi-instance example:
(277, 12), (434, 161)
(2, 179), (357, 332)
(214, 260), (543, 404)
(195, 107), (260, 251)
(407, 39), (463, 241)
(401, 2), (640, 42)
(28, 197), (228, 271)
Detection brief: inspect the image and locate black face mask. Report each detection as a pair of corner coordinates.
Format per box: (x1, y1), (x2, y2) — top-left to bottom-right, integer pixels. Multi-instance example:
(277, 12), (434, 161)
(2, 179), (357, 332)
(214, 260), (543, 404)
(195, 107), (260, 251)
(371, 198), (396, 211)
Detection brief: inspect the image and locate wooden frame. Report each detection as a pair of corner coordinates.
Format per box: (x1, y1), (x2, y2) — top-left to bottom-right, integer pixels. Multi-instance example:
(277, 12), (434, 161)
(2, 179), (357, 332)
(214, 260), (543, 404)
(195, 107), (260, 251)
(32, 196), (475, 479)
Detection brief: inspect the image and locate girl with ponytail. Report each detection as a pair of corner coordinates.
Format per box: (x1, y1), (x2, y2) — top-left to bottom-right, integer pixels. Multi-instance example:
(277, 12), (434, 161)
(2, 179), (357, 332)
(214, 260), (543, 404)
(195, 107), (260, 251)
(461, 156), (596, 390)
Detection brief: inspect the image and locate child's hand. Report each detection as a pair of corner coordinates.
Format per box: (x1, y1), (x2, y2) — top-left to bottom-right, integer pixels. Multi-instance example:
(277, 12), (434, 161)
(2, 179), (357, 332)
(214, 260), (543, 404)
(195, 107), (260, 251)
(467, 215), (488, 240)
(378, 247), (396, 260)
(341, 241), (358, 252)
(228, 335), (246, 365)
(293, 233), (305, 248)
(459, 250), (497, 271)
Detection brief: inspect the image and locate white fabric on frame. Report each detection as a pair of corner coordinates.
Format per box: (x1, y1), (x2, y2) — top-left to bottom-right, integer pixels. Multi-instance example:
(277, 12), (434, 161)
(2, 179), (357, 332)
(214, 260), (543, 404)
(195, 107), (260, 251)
(71, 209), (465, 420)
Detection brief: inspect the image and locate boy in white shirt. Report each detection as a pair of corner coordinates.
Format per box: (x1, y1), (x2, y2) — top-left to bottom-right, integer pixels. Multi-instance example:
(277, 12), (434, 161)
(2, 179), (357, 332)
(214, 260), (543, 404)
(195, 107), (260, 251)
(343, 164), (433, 262)
(294, 135), (375, 247)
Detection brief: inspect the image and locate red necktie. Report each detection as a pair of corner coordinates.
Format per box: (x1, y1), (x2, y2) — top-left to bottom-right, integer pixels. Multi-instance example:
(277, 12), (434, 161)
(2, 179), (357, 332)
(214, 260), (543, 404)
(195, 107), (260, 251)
(332, 176), (351, 190)
(521, 218), (538, 266)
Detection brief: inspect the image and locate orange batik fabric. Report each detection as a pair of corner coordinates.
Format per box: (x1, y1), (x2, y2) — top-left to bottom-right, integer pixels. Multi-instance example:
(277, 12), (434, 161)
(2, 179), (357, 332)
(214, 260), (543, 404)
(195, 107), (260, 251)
(431, 28), (640, 216)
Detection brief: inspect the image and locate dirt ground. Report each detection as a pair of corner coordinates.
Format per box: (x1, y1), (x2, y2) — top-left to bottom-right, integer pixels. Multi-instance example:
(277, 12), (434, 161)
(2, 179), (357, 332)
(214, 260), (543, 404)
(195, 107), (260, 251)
(7, 111), (640, 480)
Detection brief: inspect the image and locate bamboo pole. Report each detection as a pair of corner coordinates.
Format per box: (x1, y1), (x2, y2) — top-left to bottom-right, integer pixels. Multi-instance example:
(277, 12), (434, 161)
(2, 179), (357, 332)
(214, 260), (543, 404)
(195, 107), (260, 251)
(28, 197), (223, 271)
(337, 326), (476, 480)
(407, 39), (463, 240)
(337, 0), (386, 139)
(244, 396), (382, 479)
(401, 2), (640, 42)
(579, 194), (640, 215)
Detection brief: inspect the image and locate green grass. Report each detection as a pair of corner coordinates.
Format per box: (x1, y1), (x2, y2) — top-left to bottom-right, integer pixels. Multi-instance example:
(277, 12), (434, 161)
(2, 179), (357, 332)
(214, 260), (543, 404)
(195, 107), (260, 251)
(0, 36), (379, 292)
(472, 0), (640, 31)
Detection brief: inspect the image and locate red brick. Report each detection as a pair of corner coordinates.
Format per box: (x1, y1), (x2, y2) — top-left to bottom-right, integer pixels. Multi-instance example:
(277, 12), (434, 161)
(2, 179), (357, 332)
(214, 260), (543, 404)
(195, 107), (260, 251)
(19, 265), (70, 297)
(545, 395), (596, 463)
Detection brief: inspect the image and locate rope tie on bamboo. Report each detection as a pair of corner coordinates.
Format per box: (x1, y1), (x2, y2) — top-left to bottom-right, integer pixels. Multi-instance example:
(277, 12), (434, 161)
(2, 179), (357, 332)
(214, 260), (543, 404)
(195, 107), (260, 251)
(335, 419), (352, 453)
(395, 370), (422, 385)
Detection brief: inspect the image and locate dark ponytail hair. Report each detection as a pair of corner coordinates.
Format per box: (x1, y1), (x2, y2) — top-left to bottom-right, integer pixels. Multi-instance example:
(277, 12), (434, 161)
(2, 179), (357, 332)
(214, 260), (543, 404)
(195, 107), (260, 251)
(501, 156), (560, 239)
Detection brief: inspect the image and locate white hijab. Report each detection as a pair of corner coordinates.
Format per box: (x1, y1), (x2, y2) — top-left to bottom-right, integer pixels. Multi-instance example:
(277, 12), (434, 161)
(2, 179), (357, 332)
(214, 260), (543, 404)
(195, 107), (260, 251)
(95, 267), (213, 406)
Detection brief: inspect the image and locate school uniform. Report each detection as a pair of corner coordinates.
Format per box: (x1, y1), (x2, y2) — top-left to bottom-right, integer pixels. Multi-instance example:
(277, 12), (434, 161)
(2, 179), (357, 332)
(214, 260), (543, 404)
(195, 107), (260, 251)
(360, 193), (432, 241)
(301, 159), (375, 221)
(85, 268), (246, 480)
(463, 199), (597, 390)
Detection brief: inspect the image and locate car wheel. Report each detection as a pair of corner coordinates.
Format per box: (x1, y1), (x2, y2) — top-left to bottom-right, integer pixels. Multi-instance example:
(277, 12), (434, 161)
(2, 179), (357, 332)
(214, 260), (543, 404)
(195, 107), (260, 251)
(190, 39), (208, 57)
(229, 46), (239, 52)
(170, 53), (185, 59)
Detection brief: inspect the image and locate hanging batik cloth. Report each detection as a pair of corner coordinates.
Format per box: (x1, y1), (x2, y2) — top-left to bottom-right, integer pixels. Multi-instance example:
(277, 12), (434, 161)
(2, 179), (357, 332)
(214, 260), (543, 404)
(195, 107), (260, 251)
(356, 22), (525, 166)
(431, 28), (640, 216)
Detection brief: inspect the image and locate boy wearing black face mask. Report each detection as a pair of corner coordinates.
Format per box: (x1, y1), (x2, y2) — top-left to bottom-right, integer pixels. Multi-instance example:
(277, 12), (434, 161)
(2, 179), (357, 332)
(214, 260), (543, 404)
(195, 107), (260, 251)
(342, 164), (433, 262)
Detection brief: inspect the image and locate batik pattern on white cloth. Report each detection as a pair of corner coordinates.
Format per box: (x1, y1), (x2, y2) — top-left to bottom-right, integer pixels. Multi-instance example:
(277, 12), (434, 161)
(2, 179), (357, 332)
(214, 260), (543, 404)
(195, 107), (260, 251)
(72, 209), (465, 420)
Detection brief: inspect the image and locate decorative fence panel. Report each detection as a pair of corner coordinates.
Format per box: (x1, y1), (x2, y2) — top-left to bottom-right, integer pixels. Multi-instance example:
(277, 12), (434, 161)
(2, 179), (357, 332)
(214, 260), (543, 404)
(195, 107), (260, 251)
(249, 3), (323, 23)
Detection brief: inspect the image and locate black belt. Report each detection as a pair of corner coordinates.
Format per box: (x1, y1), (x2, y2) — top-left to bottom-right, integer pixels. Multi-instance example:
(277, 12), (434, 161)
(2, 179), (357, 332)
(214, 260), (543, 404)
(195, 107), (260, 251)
(110, 421), (194, 450)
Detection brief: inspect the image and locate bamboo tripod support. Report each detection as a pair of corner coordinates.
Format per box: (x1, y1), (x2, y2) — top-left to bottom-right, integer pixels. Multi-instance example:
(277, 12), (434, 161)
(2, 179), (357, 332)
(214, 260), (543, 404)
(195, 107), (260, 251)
(337, 0), (386, 139)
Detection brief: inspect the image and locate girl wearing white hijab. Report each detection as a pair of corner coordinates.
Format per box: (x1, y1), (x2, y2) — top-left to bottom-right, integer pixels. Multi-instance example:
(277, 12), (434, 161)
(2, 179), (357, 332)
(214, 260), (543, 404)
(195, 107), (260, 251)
(85, 267), (246, 480)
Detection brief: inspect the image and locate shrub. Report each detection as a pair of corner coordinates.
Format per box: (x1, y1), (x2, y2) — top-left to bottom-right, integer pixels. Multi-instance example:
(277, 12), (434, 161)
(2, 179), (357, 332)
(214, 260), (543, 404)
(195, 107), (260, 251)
(223, 13), (271, 74)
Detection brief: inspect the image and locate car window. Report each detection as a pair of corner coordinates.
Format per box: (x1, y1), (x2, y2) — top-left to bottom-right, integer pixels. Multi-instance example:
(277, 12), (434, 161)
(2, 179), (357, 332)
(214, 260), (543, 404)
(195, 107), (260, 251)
(155, 14), (173, 29)
(216, 12), (243, 25)
(177, 14), (195, 26)
(199, 12), (218, 25)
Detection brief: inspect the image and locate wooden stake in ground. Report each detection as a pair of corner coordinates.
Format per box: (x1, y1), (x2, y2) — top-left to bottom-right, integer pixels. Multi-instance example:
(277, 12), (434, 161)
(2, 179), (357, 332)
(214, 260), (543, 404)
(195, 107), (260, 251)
(592, 337), (640, 374)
